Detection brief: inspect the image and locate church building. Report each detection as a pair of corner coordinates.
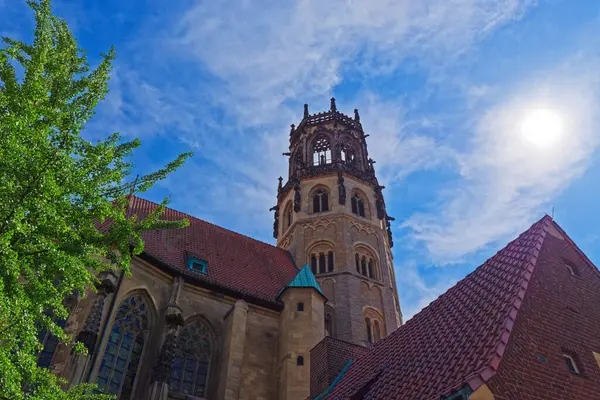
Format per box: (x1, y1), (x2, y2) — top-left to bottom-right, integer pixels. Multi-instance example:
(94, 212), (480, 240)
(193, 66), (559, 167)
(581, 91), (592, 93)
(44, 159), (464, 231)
(40, 99), (402, 400)
(39, 99), (600, 400)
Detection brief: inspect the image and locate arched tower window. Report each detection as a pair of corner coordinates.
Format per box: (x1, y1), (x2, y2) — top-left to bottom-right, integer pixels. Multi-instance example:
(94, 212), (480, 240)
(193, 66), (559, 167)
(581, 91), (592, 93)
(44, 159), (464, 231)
(324, 305), (335, 337)
(96, 293), (151, 399)
(351, 193), (366, 217)
(354, 245), (380, 281)
(373, 320), (381, 342)
(340, 142), (356, 165)
(364, 308), (385, 344)
(169, 319), (213, 398)
(312, 136), (332, 166)
(295, 146), (304, 170)
(361, 256), (367, 276)
(312, 188), (329, 213)
(308, 242), (335, 275)
(319, 253), (326, 274)
(283, 201), (293, 232)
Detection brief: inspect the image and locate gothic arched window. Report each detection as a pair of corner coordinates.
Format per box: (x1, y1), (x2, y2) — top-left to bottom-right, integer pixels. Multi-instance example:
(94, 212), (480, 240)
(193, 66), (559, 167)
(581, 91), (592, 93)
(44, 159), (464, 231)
(312, 136), (332, 166)
(308, 242), (335, 275)
(96, 293), (150, 400)
(355, 246), (379, 281)
(325, 305), (335, 337)
(295, 147), (304, 169)
(319, 253), (326, 274)
(351, 193), (366, 217)
(340, 143), (355, 165)
(361, 256), (367, 276)
(373, 320), (381, 342)
(312, 188), (329, 213)
(325, 313), (333, 337)
(364, 308), (385, 344)
(169, 319), (213, 398)
(283, 202), (293, 232)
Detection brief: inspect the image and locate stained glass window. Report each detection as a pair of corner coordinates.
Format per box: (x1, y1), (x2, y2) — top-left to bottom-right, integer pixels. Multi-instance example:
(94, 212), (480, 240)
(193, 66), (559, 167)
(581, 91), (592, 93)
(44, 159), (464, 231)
(169, 320), (213, 398)
(96, 293), (150, 400)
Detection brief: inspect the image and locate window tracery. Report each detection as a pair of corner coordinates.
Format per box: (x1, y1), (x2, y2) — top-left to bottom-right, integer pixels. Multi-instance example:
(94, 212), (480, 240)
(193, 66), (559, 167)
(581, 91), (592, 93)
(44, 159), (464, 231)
(312, 136), (332, 166)
(96, 293), (150, 400)
(169, 319), (213, 398)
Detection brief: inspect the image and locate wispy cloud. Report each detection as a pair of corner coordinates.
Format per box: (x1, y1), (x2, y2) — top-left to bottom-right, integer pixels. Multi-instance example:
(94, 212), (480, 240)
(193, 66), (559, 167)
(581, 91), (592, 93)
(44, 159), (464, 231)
(403, 55), (600, 262)
(396, 260), (460, 320)
(172, 0), (533, 122)
(91, 0), (532, 237)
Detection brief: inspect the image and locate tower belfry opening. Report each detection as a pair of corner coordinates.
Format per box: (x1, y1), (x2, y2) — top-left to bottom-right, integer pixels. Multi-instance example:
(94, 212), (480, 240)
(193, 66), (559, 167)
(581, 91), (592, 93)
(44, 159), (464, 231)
(273, 98), (403, 346)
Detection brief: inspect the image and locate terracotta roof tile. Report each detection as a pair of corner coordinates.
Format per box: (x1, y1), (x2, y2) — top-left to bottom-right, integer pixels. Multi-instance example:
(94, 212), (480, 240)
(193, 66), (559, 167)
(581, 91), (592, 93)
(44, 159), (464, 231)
(326, 215), (552, 400)
(126, 196), (298, 304)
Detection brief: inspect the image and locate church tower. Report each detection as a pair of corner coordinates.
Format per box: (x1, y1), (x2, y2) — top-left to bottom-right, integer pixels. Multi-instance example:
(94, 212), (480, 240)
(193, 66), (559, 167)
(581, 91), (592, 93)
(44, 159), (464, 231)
(273, 98), (402, 346)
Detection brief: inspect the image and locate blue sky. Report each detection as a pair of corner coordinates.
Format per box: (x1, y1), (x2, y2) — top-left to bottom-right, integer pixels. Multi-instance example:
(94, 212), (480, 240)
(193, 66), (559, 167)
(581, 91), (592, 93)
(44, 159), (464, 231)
(3, 0), (600, 320)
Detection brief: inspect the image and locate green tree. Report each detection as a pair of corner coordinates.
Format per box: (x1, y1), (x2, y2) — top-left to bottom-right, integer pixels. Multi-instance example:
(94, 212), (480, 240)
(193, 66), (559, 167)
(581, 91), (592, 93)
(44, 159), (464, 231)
(0, 1), (192, 398)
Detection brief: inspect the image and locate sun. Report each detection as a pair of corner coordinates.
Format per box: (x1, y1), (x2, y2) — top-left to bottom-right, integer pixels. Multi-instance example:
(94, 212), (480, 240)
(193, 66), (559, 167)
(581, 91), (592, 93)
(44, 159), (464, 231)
(521, 109), (563, 147)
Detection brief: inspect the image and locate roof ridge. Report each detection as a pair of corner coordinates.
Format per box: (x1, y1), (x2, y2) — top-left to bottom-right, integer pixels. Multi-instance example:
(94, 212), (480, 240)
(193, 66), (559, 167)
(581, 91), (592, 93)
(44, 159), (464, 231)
(326, 215), (555, 399)
(129, 195), (289, 256)
(458, 214), (553, 394)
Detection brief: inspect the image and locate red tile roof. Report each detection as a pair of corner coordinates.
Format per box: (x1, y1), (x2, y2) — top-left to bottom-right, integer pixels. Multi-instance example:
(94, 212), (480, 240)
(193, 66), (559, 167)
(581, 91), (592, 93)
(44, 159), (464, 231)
(325, 215), (552, 400)
(126, 196), (298, 304)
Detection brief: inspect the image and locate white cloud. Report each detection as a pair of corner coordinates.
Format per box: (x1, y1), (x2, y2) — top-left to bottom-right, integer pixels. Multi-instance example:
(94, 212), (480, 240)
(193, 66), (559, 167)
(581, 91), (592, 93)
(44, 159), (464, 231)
(172, 0), (532, 123)
(352, 93), (457, 186)
(403, 57), (600, 262)
(396, 261), (459, 320)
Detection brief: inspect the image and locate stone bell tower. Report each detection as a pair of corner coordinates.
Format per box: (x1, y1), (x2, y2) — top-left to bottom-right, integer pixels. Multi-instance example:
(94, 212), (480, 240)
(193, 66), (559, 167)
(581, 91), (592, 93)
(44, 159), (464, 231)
(272, 98), (402, 346)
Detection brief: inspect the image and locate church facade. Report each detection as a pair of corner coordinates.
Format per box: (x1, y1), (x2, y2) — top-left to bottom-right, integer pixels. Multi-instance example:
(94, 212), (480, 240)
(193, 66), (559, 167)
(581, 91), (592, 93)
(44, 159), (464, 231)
(39, 100), (402, 400)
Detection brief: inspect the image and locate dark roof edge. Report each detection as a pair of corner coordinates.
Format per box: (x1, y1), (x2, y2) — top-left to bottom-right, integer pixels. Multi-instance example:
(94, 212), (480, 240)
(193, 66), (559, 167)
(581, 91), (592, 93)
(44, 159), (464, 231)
(314, 360), (353, 400)
(137, 251), (284, 312)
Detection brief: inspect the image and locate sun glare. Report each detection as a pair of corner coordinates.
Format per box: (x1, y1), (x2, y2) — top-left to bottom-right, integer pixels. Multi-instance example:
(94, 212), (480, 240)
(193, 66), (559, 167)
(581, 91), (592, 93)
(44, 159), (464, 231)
(521, 109), (563, 148)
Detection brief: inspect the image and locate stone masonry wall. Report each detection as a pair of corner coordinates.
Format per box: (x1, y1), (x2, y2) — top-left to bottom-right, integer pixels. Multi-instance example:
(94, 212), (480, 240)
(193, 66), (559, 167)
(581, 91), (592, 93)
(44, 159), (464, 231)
(75, 257), (282, 400)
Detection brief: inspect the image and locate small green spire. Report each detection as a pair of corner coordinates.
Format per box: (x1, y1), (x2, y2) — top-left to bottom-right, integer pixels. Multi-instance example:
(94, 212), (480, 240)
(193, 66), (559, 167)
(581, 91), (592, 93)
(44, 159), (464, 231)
(277, 264), (325, 299)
